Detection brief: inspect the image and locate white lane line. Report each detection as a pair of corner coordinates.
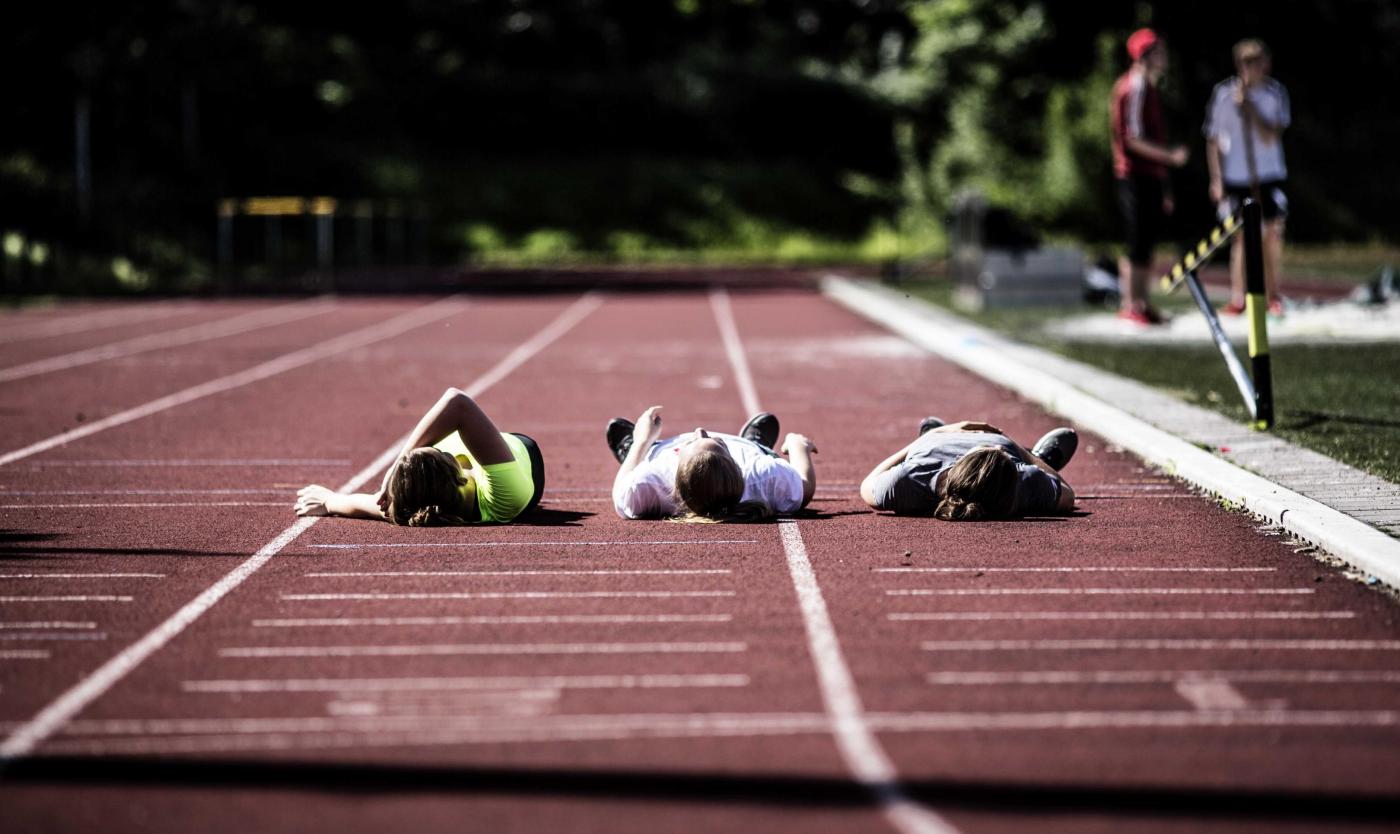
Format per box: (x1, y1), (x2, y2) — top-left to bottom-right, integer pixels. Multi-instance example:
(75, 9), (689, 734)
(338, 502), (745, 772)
(0, 650), (51, 660)
(20, 459), (349, 467)
(0, 304), (190, 344)
(37, 709), (1400, 756)
(926, 670), (1400, 685)
(714, 286), (956, 834)
(305, 539), (757, 548)
(304, 569), (732, 577)
(888, 587), (1314, 596)
(0, 622), (97, 630)
(217, 641), (747, 658)
(253, 614), (733, 628)
(0, 297), (470, 467)
(709, 287), (763, 416)
(1174, 679), (1251, 710)
(0, 596), (132, 603)
(0, 293), (604, 762)
(0, 573), (164, 579)
(0, 298), (334, 383)
(0, 633), (107, 642)
(280, 591), (735, 601)
(0, 502), (285, 509)
(891, 610), (1356, 622)
(0, 489), (287, 495)
(922, 639), (1400, 651)
(182, 673), (750, 693)
(875, 566), (1276, 573)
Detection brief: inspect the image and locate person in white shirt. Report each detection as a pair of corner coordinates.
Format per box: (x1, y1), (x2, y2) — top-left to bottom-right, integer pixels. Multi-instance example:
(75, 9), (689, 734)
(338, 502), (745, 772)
(1204, 38), (1291, 315)
(607, 406), (816, 521)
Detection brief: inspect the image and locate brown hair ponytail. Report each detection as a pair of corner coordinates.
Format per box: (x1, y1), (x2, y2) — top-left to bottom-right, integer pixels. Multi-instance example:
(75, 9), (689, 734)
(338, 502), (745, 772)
(934, 447), (1019, 521)
(384, 448), (473, 526)
(672, 449), (775, 524)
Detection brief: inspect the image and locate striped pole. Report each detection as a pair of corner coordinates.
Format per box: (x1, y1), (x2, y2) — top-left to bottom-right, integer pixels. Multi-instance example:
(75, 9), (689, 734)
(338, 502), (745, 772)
(1241, 199), (1274, 429)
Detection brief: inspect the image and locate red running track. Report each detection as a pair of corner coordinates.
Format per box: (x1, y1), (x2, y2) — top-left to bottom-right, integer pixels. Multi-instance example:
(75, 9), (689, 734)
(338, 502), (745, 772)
(1, 288), (1399, 834)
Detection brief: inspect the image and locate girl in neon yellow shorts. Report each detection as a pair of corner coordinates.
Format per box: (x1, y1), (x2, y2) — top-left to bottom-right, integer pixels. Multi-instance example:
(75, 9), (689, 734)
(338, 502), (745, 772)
(295, 388), (543, 525)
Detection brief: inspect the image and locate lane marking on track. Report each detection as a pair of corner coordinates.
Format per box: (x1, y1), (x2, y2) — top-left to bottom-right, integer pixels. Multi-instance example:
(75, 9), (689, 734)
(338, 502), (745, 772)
(0, 303), (191, 344)
(0, 293), (605, 763)
(1174, 679), (1251, 710)
(0, 622), (97, 630)
(305, 539), (757, 548)
(0, 297), (471, 467)
(18, 459), (350, 468)
(0, 489), (288, 495)
(888, 587), (1314, 596)
(892, 610), (1356, 622)
(0, 633), (107, 642)
(181, 673), (751, 693)
(922, 639), (1400, 651)
(925, 670), (1400, 685)
(0, 297), (335, 383)
(252, 614), (733, 628)
(875, 566), (1276, 573)
(0, 573), (164, 579)
(0, 650), (51, 660)
(0, 502), (286, 509)
(0, 596), (132, 603)
(712, 285), (959, 834)
(217, 641), (748, 658)
(280, 591), (735, 600)
(304, 569), (732, 577)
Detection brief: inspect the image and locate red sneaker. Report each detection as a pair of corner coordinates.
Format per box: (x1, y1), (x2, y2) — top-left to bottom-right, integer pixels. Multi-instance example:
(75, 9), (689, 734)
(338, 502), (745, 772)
(1221, 301), (1246, 316)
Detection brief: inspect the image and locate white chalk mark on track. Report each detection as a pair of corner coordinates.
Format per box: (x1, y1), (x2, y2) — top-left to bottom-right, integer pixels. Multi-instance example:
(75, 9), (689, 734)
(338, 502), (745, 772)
(0, 596), (132, 603)
(181, 673), (751, 693)
(253, 614), (733, 628)
(925, 670), (1400, 685)
(1174, 679), (1251, 710)
(0, 650), (51, 660)
(306, 539), (757, 549)
(0, 297), (470, 467)
(889, 587), (1314, 596)
(0, 303), (190, 344)
(892, 610), (1355, 622)
(876, 566), (1276, 573)
(713, 285), (959, 834)
(0, 573), (164, 580)
(281, 591), (735, 601)
(0, 297), (334, 383)
(218, 641), (747, 658)
(0, 622), (97, 630)
(923, 639), (1400, 651)
(0, 293), (604, 762)
(304, 569), (731, 577)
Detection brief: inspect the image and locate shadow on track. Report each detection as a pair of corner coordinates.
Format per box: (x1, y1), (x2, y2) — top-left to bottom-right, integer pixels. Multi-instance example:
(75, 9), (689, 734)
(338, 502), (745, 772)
(6, 755), (1397, 823)
(513, 508), (593, 527)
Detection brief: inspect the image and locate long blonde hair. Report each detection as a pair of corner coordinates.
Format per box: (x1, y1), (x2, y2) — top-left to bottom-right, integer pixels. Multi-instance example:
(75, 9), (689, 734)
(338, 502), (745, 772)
(934, 447), (1018, 521)
(383, 448), (473, 526)
(673, 448), (773, 523)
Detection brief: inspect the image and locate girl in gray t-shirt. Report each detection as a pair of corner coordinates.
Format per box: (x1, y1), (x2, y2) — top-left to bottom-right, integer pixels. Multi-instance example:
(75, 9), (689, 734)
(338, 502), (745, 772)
(860, 419), (1077, 520)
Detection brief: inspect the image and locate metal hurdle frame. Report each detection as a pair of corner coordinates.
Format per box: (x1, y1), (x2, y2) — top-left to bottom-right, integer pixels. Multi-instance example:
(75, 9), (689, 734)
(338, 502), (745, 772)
(1159, 199), (1274, 430)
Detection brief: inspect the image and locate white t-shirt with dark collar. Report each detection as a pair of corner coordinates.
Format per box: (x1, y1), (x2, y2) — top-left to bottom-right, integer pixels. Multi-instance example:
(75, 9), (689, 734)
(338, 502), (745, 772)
(612, 433), (805, 519)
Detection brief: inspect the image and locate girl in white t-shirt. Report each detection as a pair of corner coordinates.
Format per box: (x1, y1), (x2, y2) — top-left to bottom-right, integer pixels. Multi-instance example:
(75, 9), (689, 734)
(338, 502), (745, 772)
(607, 406), (816, 521)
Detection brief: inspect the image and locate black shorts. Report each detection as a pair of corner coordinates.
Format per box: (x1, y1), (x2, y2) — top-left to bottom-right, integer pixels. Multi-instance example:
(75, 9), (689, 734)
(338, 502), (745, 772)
(1220, 181), (1288, 222)
(1117, 175), (1165, 266)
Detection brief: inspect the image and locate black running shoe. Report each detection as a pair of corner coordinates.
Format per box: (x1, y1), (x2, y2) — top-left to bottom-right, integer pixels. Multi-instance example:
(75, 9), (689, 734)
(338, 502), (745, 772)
(738, 412), (780, 449)
(918, 416), (946, 435)
(1031, 427), (1078, 471)
(606, 418), (635, 464)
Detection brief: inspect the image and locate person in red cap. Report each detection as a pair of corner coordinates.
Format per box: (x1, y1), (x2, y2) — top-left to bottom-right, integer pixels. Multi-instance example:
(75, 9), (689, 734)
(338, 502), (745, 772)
(1110, 28), (1190, 326)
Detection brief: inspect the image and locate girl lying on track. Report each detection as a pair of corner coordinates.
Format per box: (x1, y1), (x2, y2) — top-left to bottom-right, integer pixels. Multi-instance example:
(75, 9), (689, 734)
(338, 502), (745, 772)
(860, 418), (1077, 520)
(294, 388), (544, 525)
(607, 406), (816, 522)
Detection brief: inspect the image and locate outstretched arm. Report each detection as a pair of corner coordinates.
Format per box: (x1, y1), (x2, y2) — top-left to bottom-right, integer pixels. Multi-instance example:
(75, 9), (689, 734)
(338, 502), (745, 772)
(295, 485), (386, 520)
(781, 433), (818, 508)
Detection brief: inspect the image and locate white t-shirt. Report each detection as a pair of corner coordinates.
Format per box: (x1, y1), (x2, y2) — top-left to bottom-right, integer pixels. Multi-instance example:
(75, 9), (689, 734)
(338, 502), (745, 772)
(612, 432), (805, 519)
(1203, 77), (1290, 185)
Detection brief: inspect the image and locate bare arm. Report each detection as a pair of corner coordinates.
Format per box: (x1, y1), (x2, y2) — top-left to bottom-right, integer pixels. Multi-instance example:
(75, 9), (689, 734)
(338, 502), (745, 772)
(400, 387), (512, 465)
(612, 405), (664, 497)
(1206, 137), (1224, 202)
(295, 484), (386, 520)
(781, 432), (818, 508)
(1125, 136), (1189, 168)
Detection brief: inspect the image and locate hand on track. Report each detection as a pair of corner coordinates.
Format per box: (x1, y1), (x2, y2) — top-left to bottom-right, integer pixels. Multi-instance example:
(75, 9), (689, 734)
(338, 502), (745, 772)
(295, 484), (334, 516)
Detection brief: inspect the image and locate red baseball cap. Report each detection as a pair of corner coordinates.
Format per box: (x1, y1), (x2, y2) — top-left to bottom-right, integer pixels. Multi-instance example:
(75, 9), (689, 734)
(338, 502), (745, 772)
(1126, 28), (1160, 61)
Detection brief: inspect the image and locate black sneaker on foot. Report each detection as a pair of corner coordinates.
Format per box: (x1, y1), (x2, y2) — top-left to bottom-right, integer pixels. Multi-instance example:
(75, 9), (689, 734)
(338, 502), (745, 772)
(1031, 427), (1078, 470)
(738, 412), (780, 449)
(918, 416), (945, 436)
(606, 418), (635, 464)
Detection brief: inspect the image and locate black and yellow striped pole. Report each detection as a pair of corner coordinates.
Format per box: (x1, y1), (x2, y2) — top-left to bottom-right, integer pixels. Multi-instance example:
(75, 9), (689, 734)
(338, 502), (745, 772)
(1241, 199), (1274, 429)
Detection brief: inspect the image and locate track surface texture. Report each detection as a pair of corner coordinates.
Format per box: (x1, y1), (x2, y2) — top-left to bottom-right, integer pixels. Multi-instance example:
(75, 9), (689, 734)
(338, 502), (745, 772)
(2, 290), (1399, 833)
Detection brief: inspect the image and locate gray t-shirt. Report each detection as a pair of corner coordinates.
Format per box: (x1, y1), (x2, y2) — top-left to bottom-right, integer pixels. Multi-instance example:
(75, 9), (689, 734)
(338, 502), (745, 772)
(868, 432), (1061, 516)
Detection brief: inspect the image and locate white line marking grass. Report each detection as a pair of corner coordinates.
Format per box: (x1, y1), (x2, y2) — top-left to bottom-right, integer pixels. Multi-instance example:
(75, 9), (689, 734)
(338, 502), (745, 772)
(888, 587), (1314, 596)
(281, 591), (734, 601)
(218, 641), (747, 658)
(182, 673), (750, 693)
(304, 569), (731, 577)
(0, 297), (334, 383)
(922, 639), (1400, 651)
(0, 297), (469, 467)
(0, 293), (604, 763)
(254, 614), (732, 628)
(892, 610), (1355, 622)
(306, 539), (756, 549)
(926, 670), (1400, 685)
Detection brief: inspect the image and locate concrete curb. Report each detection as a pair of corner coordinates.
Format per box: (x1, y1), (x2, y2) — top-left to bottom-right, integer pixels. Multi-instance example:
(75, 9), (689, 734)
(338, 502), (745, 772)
(822, 275), (1400, 587)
